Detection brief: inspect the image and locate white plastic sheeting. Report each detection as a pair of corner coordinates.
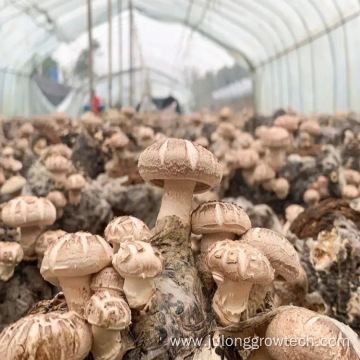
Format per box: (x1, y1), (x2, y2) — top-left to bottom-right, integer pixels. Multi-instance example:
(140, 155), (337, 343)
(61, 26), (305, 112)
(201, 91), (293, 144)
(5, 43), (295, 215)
(1, 0), (360, 116)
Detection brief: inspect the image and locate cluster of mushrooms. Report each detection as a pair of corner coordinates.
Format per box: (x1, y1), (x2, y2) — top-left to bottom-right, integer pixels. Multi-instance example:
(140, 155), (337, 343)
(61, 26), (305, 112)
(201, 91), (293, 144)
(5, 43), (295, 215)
(0, 136), (359, 360)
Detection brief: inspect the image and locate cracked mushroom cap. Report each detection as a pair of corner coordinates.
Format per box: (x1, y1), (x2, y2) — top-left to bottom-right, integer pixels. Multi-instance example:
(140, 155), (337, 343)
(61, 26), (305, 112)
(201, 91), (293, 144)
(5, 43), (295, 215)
(300, 119), (321, 136)
(112, 240), (164, 279)
(45, 154), (71, 173)
(41, 231), (113, 280)
(66, 174), (86, 191)
(138, 138), (222, 194)
(110, 132), (129, 149)
(205, 240), (274, 284)
(1, 175), (26, 196)
(35, 230), (67, 259)
(91, 266), (124, 292)
(191, 201), (251, 236)
(253, 162), (275, 184)
(105, 216), (151, 246)
(85, 290), (131, 330)
(261, 126), (290, 148)
(237, 148), (259, 169)
(46, 191), (67, 208)
(2, 196), (56, 228)
(0, 311), (92, 360)
(241, 227), (301, 282)
(274, 115), (300, 131)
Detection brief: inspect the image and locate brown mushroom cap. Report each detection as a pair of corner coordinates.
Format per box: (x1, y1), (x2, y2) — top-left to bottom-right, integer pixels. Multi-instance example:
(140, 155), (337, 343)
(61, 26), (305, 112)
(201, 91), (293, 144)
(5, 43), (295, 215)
(48, 144), (73, 159)
(274, 115), (300, 131)
(110, 132), (129, 149)
(241, 227), (301, 282)
(261, 126), (290, 148)
(205, 240), (274, 283)
(112, 240), (164, 279)
(191, 201), (251, 236)
(35, 230), (67, 258)
(85, 290), (131, 330)
(0, 311), (92, 360)
(1, 175), (26, 195)
(237, 148), (259, 169)
(138, 138), (222, 194)
(42, 231), (113, 278)
(66, 174), (86, 191)
(300, 119), (321, 136)
(91, 266), (124, 292)
(105, 216), (151, 245)
(46, 191), (67, 208)
(45, 154), (71, 173)
(2, 196), (56, 228)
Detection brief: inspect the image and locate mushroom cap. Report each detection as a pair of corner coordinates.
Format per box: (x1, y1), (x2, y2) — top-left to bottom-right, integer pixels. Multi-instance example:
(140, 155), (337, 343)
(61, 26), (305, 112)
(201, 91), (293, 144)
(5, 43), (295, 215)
(19, 123), (34, 137)
(253, 162), (275, 183)
(304, 188), (320, 204)
(237, 148), (259, 169)
(1, 175), (26, 195)
(255, 125), (269, 139)
(300, 119), (321, 136)
(0, 241), (23, 266)
(272, 177), (290, 199)
(85, 290), (131, 330)
(91, 266), (124, 292)
(105, 216), (151, 246)
(15, 138), (29, 151)
(80, 112), (103, 127)
(110, 132), (129, 149)
(1, 157), (22, 172)
(219, 107), (233, 120)
(49, 144), (72, 159)
(195, 137), (209, 148)
(285, 204), (304, 223)
(261, 126), (290, 148)
(112, 240), (164, 279)
(205, 240), (274, 283)
(342, 184), (359, 200)
(250, 139), (266, 156)
(2, 146), (14, 157)
(137, 126), (155, 141)
(191, 201), (251, 236)
(66, 174), (86, 191)
(46, 191), (67, 208)
(274, 115), (299, 131)
(41, 231), (113, 278)
(236, 132), (254, 149)
(217, 122), (236, 139)
(51, 111), (68, 121)
(121, 106), (136, 117)
(45, 154), (70, 173)
(35, 230), (67, 257)
(241, 227), (301, 282)
(2, 196), (56, 228)
(344, 169), (360, 186)
(0, 311), (92, 360)
(138, 138), (222, 194)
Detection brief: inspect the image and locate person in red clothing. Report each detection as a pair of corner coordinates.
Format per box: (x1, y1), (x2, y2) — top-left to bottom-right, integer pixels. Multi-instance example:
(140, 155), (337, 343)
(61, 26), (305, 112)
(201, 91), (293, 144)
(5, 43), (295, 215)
(92, 90), (100, 114)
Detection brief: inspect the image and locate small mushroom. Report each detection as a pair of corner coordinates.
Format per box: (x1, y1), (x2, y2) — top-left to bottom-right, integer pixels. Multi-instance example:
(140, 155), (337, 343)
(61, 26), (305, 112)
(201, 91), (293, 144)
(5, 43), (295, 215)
(299, 130), (313, 149)
(282, 204), (304, 234)
(35, 230), (66, 268)
(1, 175), (26, 198)
(342, 184), (359, 200)
(304, 188), (320, 205)
(299, 118), (321, 146)
(40, 231), (113, 315)
(205, 240), (274, 325)
(112, 240), (164, 310)
(218, 107), (233, 122)
(105, 216), (151, 252)
(0, 311), (92, 360)
(48, 143), (73, 159)
(66, 174), (86, 205)
(272, 177), (290, 199)
(253, 162), (275, 191)
(45, 154), (71, 188)
(138, 138), (222, 225)
(2, 196), (56, 259)
(0, 241), (23, 281)
(91, 266), (124, 293)
(46, 191), (67, 218)
(344, 169), (360, 186)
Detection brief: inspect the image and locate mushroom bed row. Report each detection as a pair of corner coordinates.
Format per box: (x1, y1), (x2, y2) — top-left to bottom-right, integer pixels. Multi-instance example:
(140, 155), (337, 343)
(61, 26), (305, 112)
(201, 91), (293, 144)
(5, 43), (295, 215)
(0, 108), (359, 360)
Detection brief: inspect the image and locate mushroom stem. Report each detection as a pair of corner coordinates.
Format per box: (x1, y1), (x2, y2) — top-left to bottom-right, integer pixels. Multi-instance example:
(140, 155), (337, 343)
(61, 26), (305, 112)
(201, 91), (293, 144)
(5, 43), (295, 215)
(52, 172), (67, 188)
(69, 190), (82, 205)
(0, 265), (16, 282)
(157, 180), (196, 226)
(56, 207), (64, 219)
(201, 232), (235, 253)
(20, 226), (43, 259)
(123, 277), (155, 309)
(59, 276), (92, 315)
(266, 149), (285, 172)
(212, 279), (253, 325)
(91, 325), (123, 360)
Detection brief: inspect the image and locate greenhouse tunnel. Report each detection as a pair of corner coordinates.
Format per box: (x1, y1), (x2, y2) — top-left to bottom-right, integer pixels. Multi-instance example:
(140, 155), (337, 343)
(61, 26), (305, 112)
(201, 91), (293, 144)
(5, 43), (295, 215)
(1, 0), (360, 117)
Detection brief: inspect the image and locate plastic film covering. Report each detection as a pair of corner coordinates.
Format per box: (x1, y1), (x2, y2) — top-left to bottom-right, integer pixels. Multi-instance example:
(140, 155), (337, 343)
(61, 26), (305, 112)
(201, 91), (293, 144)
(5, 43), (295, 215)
(1, 0), (360, 116)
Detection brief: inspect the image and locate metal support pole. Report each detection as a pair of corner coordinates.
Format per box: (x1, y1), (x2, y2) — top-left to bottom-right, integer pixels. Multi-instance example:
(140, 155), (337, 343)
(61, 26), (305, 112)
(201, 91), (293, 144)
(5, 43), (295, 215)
(118, 0), (123, 107)
(129, 0), (134, 106)
(108, 0), (113, 107)
(87, 0), (94, 111)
